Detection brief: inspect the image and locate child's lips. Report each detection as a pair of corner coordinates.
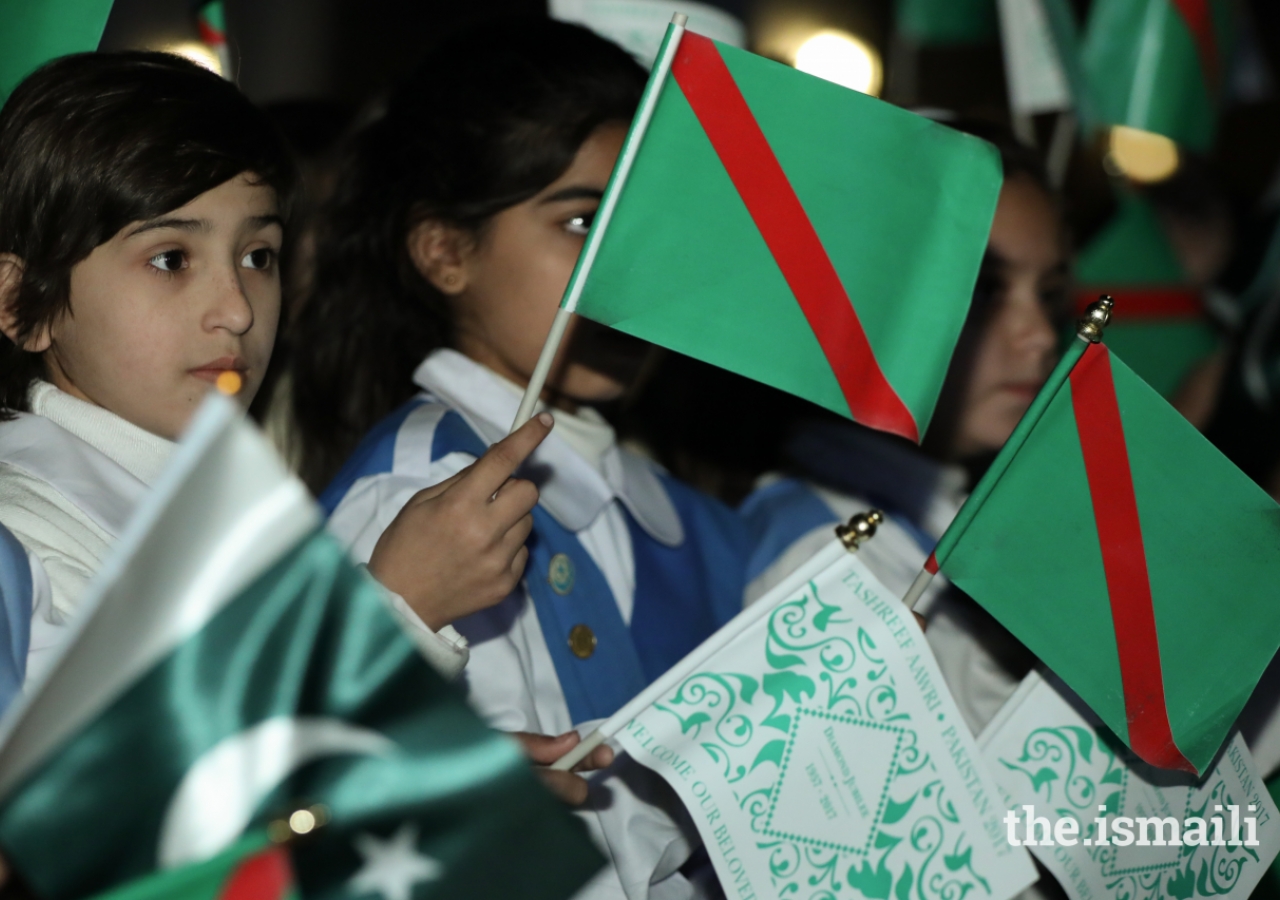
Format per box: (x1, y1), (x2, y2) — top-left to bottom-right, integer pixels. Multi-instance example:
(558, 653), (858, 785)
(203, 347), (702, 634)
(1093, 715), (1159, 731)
(189, 358), (246, 383)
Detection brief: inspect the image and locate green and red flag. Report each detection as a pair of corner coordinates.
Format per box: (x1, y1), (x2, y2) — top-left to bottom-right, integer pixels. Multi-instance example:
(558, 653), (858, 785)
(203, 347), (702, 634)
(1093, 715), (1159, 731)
(89, 834), (296, 900)
(0, 0), (115, 103)
(1075, 195), (1216, 398)
(0, 397), (602, 900)
(1082, 0), (1236, 152)
(195, 1), (232, 79)
(561, 23), (1002, 443)
(919, 327), (1280, 776)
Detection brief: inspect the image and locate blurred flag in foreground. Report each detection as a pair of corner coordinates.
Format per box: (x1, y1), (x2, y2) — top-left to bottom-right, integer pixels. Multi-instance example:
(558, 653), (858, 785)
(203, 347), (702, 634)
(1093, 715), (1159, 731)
(0, 0), (114, 102)
(925, 331), (1280, 776)
(563, 23), (1002, 443)
(88, 833), (296, 900)
(0, 396), (601, 900)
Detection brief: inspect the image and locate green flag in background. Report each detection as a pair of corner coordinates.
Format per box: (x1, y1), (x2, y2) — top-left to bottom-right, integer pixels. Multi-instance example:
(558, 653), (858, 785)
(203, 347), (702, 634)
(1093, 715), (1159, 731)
(897, 0), (998, 44)
(925, 335), (1280, 776)
(0, 397), (602, 900)
(1083, 0), (1235, 152)
(1075, 195), (1216, 398)
(0, 0), (114, 102)
(568, 26), (1002, 443)
(89, 834), (296, 900)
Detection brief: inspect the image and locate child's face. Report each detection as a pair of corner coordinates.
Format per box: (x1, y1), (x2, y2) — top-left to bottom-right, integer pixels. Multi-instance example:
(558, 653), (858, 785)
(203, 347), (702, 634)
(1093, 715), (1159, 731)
(41, 174), (282, 440)
(951, 174), (1068, 459)
(435, 122), (650, 407)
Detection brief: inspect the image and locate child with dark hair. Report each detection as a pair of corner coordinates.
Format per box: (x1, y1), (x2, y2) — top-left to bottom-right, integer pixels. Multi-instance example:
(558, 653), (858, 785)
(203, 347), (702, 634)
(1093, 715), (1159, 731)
(292, 19), (749, 900)
(741, 120), (1072, 736)
(0, 51), (551, 698)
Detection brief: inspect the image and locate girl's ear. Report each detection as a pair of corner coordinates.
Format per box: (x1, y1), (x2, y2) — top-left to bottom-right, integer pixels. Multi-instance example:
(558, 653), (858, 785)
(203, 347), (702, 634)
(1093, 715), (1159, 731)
(0, 255), (50, 353)
(407, 221), (473, 296)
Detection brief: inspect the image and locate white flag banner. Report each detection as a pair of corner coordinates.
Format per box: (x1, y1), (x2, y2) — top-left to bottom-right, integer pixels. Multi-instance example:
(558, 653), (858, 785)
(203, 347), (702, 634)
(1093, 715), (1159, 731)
(997, 0), (1072, 115)
(979, 671), (1280, 900)
(614, 543), (1037, 900)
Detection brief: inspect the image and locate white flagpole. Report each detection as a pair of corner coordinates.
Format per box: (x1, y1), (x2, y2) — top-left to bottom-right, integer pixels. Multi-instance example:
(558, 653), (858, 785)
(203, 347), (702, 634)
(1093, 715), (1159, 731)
(510, 12), (689, 433)
(551, 511), (883, 772)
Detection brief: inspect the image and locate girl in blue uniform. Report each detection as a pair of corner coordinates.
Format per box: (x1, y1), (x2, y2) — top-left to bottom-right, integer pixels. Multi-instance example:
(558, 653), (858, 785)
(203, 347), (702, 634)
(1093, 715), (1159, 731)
(290, 20), (750, 900)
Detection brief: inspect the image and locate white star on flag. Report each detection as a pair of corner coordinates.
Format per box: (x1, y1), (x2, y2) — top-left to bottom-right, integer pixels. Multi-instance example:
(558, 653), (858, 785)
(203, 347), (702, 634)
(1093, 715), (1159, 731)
(348, 823), (442, 900)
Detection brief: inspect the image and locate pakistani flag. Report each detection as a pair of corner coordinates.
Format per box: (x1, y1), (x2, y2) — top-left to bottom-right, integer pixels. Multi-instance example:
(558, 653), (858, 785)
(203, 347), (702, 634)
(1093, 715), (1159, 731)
(0, 397), (602, 900)
(564, 23), (1002, 443)
(1075, 195), (1214, 398)
(89, 833), (296, 900)
(0, 0), (114, 102)
(924, 333), (1280, 776)
(1082, 0), (1235, 152)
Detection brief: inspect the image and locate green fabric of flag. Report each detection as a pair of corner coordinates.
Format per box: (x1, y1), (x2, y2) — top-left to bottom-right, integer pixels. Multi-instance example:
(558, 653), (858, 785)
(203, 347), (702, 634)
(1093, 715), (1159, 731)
(929, 338), (1280, 776)
(0, 0), (114, 103)
(897, 0), (998, 44)
(0, 399), (602, 900)
(1082, 0), (1235, 151)
(1076, 195), (1216, 398)
(89, 834), (295, 900)
(571, 28), (1002, 443)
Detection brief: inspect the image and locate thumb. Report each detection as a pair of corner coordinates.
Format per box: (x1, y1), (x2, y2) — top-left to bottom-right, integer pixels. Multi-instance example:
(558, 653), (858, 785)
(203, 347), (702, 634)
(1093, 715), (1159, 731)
(513, 730), (581, 766)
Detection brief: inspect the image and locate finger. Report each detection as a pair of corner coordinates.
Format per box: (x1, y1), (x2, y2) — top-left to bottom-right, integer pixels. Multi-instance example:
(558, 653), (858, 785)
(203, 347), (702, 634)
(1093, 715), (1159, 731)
(500, 512), (534, 551)
(462, 413), (553, 499)
(913, 611), (927, 632)
(490, 477), (539, 522)
(514, 730), (579, 765)
(508, 545), (529, 582)
(410, 469), (468, 503)
(573, 743), (615, 773)
(536, 769), (590, 806)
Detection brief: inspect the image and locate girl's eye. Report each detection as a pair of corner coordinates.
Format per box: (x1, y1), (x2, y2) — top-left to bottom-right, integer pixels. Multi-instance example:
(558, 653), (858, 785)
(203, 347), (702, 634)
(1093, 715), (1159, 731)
(149, 250), (186, 273)
(564, 212), (595, 236)
(241, 248), (276, 271)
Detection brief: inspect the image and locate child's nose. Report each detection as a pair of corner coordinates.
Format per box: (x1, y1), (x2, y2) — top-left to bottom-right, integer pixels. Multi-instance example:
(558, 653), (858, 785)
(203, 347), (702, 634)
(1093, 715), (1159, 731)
(205, 268), (254, 335)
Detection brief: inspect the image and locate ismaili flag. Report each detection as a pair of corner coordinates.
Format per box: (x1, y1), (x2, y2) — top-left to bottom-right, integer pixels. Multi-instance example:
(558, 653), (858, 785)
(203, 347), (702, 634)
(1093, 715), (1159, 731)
(1082, 0), (1235, 151)
(1074, 195), (1214, 398)
(0, 0), (115, 101)
(0, 397), (602, 900)
(565, 22), (1002, 443)
(924, 333), (1280, 776)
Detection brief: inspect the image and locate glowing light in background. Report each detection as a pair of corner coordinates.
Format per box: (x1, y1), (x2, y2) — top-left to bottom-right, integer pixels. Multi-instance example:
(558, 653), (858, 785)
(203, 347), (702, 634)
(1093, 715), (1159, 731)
(163, 41), (223, 77)
(794, 30), (882, 96)
(1106, 126), (1180, 184)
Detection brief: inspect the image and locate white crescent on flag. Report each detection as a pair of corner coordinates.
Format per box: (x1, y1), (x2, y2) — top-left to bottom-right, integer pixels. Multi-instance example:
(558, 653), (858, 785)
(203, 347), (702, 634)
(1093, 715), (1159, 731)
(157, 715), (395, 868)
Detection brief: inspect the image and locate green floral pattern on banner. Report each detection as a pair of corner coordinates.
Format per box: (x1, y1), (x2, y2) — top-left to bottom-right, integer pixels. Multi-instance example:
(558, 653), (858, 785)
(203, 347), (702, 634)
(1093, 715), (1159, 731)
(654, 580), (991, 900)
(998, 724), (1261, 899)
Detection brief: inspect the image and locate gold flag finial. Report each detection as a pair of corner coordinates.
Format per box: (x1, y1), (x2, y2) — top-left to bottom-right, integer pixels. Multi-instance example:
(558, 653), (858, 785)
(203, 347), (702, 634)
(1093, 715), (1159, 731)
(1077, 295), (1114, 343)
(835, 509), (884, 552)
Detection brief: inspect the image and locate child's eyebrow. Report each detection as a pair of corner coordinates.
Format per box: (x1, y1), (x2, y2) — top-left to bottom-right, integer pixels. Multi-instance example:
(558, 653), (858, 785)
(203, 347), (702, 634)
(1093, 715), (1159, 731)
(125, 217), (211, 238)
(539, 186), (603, 204)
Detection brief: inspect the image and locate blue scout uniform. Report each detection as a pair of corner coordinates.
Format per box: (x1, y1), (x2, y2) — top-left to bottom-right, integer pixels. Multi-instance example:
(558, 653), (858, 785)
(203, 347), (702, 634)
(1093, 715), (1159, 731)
(322, 349), (750, 900)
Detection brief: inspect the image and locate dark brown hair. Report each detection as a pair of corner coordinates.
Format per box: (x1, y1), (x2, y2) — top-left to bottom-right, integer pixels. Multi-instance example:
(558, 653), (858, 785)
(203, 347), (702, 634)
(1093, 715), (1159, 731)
(289, 18), (646, 491)
(0, 51), (297, 416)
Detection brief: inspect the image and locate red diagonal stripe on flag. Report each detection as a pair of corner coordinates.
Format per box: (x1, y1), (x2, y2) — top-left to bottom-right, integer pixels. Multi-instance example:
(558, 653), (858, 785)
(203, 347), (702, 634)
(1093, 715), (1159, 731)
(1070, 343), (1195, 773)
(671, 33), (920, 442)
(1074, 288), (1202, 320)
(1170, 0), (1221, 85)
